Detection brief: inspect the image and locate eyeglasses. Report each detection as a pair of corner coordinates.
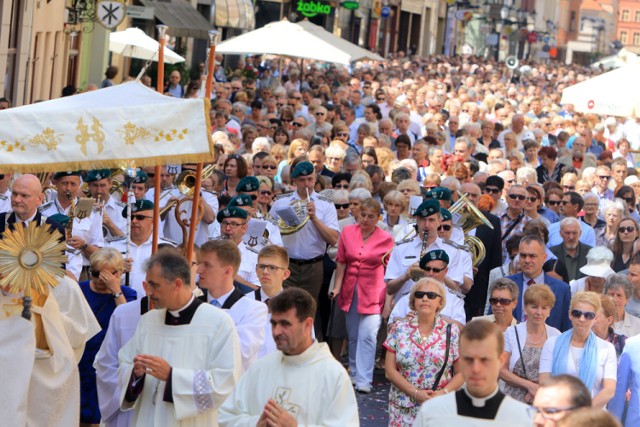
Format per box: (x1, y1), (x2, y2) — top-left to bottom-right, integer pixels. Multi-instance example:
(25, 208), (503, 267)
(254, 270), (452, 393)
(584, 203), (599, 208)
(624, 197), (635, 204)
(221, 221), (246, 229)
(547, 200), (561, 206)
(414, 290), (442, 299)
(422, 266), (446, 274)
(526, 196), (538, 202)
(561, 200), (570, 205)
(131, 214), (153, 221)
(438, 224), (452, 231)
(489, 297), (514, 306)
(256, 263), (285, 273)
(337, 132), (349, 137)
(292, 122), (303, 127)
(563, 185), (575, 190)
(91, 269), (118, 278)
(262, 165), (277, 171)
(484, 187), (501, 194)
(527, 406), (579, 420)
(334, 184), (350, 189)
(315, 112), (325, 116)
(260, 190), (273, 196)
(376, 97), (385, 101)
(618, 226), (636, 234)
(597, 175), (611, 180)
(509, 194), (526, 201)
(334, 203), (349, 209)
(570, 309), (596, 320)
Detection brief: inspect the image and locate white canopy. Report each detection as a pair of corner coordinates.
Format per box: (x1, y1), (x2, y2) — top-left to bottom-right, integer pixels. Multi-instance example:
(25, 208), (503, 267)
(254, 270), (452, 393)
(0, 82), (213, 173)
(109, 27), (185, 64)
(216, 19), (383, 65)
(560, 64), (640, 117)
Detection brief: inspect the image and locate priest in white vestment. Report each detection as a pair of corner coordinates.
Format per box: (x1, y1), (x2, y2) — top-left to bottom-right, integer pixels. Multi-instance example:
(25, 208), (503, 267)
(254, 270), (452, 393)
(219, 288), (359, 426)
(118, 250), (241, 427)
(414, 320), (532, 427)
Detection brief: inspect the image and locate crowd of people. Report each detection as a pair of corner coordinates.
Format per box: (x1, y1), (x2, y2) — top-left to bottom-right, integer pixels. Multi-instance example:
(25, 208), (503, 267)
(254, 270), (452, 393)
(3, 52), (640, 426)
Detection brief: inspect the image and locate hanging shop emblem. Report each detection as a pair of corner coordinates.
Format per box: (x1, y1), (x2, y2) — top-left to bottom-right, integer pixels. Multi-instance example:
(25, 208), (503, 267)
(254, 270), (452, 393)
(297, 0), (332, 18)
(96, 0), (126, 30)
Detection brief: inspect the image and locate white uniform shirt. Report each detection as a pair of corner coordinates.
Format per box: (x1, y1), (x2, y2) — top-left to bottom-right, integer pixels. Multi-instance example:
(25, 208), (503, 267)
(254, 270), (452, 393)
(106, 234), (176, 297)
(269, 191), (338, 259)
(145, 186), (182, 209)
(0, 188), (10, 213)
(102, 196), (127, 239)
(238, 242), (260, 288)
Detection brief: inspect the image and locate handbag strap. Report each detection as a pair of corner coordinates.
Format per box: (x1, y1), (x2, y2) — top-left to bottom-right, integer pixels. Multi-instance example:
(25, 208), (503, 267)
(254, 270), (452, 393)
(502, 213), (523, 241)
(514, 326), (528, 379)
(432, 323), (452, 391)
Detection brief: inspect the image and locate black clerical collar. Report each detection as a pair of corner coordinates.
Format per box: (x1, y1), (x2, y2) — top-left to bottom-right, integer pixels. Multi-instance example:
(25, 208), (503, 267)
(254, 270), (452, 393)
(164, 296), (202, 325)
(455, 386), (505, 419)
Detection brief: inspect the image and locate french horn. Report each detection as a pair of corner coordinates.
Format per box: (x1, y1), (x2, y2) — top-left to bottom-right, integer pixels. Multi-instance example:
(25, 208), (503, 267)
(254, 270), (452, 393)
(448, 192), (494, 267)
(277, 199), (310, 235)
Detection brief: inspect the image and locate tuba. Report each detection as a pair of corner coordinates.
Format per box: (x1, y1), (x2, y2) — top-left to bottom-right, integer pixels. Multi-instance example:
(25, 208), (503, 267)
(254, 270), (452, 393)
(159, 164), (216, 219)
(449, 192), (494, 267)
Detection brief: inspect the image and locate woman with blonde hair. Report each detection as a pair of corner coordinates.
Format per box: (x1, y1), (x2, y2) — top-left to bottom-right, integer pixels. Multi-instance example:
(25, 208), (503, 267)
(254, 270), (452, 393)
(382, 190), (408, 231)
(276, 138), (308, 184)
(539, 292), (617, 408)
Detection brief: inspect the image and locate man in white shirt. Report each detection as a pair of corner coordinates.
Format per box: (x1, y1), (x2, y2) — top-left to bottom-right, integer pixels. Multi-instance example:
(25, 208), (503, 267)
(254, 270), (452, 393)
(196, 239), (267, 371)
(218, 288), (359, 426)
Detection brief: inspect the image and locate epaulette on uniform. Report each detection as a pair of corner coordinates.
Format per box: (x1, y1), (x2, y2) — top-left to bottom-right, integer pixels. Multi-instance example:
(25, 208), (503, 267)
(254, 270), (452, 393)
(443, 238), (470, 252)
(316, 194), (333, 203)
(395, 235), (416, 246)
(106, 235), (126, 243)
(274, 192), (293, 201)
(38, 201), (54, 212)
(159, 236), (179, 247)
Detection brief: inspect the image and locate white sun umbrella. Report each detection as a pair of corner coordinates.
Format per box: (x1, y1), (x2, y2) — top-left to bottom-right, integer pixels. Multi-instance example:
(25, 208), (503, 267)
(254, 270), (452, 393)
(216, 20), (353, 65)
(109, 27), (185, 64)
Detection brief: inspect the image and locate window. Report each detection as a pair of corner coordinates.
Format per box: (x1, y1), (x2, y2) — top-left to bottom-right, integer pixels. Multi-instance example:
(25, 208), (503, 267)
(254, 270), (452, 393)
(636, 10), (640, 22)
(570, 11), (576, 32)
(621, 31), (628, 44)
(622, 10), (629, 21)
(634, 33), (640, 45)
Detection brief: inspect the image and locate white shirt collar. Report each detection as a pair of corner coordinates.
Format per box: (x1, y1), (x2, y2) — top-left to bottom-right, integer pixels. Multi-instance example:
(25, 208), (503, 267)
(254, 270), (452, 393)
(463, 385), (500, 407)
(168, 294), (195, 317)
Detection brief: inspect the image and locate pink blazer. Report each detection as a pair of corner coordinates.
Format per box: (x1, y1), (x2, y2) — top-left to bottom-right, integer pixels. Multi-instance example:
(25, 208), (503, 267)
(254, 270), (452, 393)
(336, 224), (394, 315)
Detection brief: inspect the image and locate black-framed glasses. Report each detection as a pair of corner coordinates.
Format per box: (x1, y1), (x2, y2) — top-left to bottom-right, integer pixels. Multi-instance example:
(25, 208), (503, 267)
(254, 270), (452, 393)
(618, 226), (636, 234)
(570, 309), (596, 320)
(334, 203), (349, 209)
(438, 224), (452, 231)
(422, 266), (446, 274)
(131, 214), (153, 221)
(489, 297), (513, 306)
(485, 187), (501, 194)
(509, 194), (526, 201)
(220, 221), (246, 229)
(256, 264), (285, 273)
(91, 269), (118, 278)
(414, 290), (442, 299)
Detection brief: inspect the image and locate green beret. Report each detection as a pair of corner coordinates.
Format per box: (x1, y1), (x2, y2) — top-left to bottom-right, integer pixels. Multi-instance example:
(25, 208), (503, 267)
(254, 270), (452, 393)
(414, 199), (440, 218)
(122, 199), (154, 218)
(428, 187), (452, 201)
(228, 194), (253, 208)
(53, 170), (82, 180)
(48, 213), (70, 226)
(84, 169), (111, 183)
(291, 161), (314, 179)
(236, 176), (260, 193)
(440, 208), (452, 222)
(216, 206), (248, 223)
(420, 249), (449, 269)
(133, 170), (148, 184)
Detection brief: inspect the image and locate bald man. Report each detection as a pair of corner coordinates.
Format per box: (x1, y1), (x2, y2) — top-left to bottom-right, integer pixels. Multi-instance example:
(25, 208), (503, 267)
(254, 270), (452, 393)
(0, 174), (81, 279)
(459, 182), (503, 320)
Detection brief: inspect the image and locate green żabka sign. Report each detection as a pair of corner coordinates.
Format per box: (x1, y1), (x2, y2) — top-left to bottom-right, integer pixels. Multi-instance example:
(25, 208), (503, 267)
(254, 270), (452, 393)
(297, 0), (332, 17)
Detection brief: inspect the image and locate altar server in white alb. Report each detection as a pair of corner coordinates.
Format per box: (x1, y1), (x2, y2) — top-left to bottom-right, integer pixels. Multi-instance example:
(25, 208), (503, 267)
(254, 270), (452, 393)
(218, 287), (359, 426)
(118, 249), (241, 427)
(414, 320), (532, 427)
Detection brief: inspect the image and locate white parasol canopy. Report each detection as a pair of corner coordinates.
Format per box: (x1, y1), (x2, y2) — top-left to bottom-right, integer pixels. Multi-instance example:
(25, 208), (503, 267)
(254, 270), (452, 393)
(0, 81), (212, 173)
(216, 19), (383, 65)
(109, 27), (185, 64)
(560, 64), (640, 117)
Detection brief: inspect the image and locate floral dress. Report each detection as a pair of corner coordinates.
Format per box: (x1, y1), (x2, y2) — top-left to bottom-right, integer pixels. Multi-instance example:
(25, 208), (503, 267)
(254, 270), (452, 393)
(384, 315), (459, 427)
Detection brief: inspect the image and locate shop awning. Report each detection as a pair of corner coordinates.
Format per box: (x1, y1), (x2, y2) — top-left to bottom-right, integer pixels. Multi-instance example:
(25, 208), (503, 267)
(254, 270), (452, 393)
(139, 0), (213, 39)
(215, 0), (255, 29)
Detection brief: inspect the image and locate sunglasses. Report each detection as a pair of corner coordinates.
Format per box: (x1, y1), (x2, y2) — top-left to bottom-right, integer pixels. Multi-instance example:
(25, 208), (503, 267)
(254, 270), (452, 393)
(438, 225), (452, 231)
(570, 309), (596, 320)
(489, 297), (514, 306)
(618, 226), (636, 234)
(624, 197), (635, 203)
(292, 122), (303, 127)
(260, 190), (273, 196)
(563, 185), (575, 190)
(597, 175), (611, 180)
(334, 203), (349, 209)
(337, 132), (349, 137)
(526, 196), (538, 202)
(334, 184), (350, 189)
(131, 214), (153, 221)
(262, 165), (277, 170)
(315, 112), (325, 116)
(508, 194), (526, 201)
(547, 200), (561, 206)
(484, 187), (501, 194)
(91, 269), (118, 278)
(421, 266), (446, 273)
(414, 290), (442, 300)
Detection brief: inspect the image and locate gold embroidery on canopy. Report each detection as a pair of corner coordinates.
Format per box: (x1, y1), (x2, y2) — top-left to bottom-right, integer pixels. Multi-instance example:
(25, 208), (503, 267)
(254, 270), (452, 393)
(117, 122), (152, 145)
(27, 128), (61, 151)
(0, 139), (25, 152)
(76, 116), (105, 156)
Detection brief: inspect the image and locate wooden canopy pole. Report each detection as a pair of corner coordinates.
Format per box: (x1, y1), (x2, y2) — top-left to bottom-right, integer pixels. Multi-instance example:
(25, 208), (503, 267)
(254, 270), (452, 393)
(184, 29), (220, 263)
(153, 24), (168, 254)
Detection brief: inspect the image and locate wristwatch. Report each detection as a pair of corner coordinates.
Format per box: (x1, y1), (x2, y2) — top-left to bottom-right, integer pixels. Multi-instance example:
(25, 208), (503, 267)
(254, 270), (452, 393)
(113, 292), (122, 299)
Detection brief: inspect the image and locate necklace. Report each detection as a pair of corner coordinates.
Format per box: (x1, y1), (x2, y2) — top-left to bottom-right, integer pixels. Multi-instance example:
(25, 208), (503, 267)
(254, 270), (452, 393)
(526, 328), (547, 346)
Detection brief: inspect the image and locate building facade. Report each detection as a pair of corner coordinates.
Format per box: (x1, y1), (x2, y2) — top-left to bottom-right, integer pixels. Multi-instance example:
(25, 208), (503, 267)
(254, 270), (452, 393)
(618, 0), (640, 52)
